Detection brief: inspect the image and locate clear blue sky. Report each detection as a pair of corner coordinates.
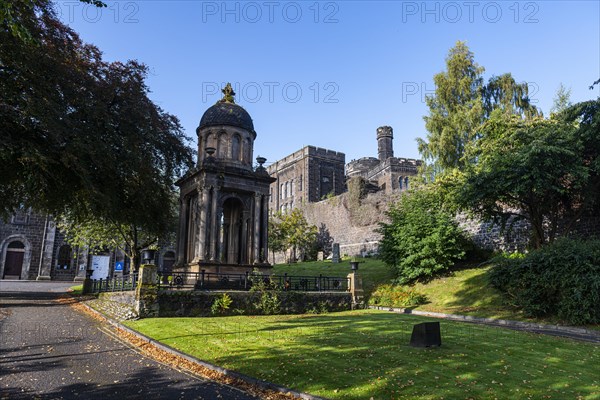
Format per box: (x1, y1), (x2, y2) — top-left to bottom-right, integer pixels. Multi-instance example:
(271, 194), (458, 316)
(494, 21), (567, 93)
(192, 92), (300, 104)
(58, 0), (600, 165)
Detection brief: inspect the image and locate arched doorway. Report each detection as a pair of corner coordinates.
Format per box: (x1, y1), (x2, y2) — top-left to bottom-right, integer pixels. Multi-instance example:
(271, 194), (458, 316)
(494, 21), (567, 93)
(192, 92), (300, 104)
(221, 198), (245, 264)
(3, 241), (25, 279)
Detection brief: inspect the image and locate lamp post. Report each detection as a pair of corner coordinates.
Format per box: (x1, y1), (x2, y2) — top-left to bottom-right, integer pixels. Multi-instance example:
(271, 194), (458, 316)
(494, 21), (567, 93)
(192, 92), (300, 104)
(141, 249), (157, 265)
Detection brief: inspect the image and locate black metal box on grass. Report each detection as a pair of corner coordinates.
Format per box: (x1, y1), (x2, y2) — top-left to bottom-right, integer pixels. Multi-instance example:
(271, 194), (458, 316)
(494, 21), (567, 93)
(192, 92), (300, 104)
(410, 322), (442, 347)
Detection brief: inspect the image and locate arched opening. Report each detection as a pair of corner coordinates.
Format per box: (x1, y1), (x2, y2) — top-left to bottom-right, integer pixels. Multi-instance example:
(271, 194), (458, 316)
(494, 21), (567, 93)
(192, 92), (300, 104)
(220, 198), (245, 264)
(57, 244), (72, 270)
(218, 132), (228, 158)
(231, 134), (241, 161)
(244, 138), (252, 164)
(3, 241), (25, 279)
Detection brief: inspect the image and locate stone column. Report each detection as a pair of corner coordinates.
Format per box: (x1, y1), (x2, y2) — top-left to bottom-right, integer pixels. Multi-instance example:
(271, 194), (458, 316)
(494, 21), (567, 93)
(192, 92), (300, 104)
(37, 216), (56, 280)
(261, 195), (269, 262)
(240, 211), (250, 264)
(347, 272), (364, 309)
(176, 196), (188, 265)
(135, 264), (159, 318)
(253, 194), (261, 264)
(209, 187), (219, 261)
(73, 245), (89, 282)
(196, 188), (210, 261)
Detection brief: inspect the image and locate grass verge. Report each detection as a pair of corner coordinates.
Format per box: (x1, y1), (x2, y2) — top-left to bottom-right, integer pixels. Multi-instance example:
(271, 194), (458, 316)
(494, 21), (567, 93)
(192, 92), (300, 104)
(125, 310), (600, 400)
(68, 284), (83, 296)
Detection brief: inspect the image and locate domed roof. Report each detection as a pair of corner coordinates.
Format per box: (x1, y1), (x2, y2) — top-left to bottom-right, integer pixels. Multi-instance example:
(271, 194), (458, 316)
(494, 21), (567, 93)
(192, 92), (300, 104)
(198, 83), (254, 132)
(199, 102), (254, 132)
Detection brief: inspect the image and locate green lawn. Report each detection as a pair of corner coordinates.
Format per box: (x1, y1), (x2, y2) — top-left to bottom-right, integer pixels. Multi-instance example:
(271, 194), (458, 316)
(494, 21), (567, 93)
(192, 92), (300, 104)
(274, 260), (600, 329)
(272, 258), (393, 296)
(411, 266), (521, 320)
(69, 284), (83, 296)
(126, 310), (600, 400)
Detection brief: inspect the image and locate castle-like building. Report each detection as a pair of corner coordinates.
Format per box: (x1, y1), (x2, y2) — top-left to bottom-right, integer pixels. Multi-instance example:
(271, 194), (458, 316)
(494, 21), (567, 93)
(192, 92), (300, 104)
(266, 146), (346, 213)
(346, 126), (421, 192)
(267, 126), (421, 209)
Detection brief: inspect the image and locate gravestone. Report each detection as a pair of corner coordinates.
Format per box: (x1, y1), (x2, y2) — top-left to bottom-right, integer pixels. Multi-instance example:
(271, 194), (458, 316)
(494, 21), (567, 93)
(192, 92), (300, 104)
(410, 322), (442, 347)
(317, 251), (324, 261)
(332, 243), (340, 263)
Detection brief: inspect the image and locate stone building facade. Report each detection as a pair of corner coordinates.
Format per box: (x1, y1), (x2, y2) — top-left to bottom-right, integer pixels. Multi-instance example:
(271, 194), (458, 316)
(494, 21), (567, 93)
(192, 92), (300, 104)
(266, 146), (346, 213)
(0, 209), (177, 281)
(346, 126), (422, 193)
(175, 84), (275, 274)
(0, 209), (80, 281)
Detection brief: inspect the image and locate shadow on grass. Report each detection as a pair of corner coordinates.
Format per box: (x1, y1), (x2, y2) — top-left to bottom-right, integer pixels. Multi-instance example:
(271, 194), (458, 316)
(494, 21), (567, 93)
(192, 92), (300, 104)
(134, 311), (600, 400)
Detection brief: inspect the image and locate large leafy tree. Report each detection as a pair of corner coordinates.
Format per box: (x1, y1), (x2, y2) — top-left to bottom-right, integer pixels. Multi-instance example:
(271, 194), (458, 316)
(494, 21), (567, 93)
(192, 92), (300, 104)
(418, 41), (539, 172)
(378, 185), (469, 284)
(454, 100), (600, 249)
(269, 210), (318, 263)
(1, 0), (105, 40)
(0, 1), (193, 246)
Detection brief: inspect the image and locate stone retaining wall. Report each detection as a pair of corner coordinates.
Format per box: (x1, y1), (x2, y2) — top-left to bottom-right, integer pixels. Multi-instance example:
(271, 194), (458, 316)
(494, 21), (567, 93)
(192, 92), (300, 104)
(157, 290), (352, 317)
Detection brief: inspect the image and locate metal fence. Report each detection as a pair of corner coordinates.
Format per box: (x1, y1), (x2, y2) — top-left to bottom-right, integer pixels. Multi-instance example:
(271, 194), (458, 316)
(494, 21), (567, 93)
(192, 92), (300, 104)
(157, 271), (350, 292)
(89, 273), (139, 293)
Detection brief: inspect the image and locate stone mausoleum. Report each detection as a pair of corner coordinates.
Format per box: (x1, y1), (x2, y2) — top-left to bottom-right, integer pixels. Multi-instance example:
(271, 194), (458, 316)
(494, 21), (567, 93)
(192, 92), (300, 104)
(175, 84), (275, 274)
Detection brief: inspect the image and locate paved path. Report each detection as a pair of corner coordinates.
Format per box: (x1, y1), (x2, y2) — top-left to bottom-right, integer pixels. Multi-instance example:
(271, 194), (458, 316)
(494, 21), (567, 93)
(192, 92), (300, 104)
(0, 281), (259, 400)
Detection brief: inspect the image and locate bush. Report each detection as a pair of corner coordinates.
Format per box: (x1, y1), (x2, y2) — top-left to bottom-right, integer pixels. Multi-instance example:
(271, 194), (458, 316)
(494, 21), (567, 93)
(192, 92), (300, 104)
(489, 238), (600, 325)
(210, 293), (233, 316)
(368, 284), (428, 308)
(378, 188), (471, 284)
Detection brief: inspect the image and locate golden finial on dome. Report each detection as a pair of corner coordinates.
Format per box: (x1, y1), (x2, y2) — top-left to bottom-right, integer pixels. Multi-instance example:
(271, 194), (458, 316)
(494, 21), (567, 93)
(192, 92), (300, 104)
(219, 83), (236, 104)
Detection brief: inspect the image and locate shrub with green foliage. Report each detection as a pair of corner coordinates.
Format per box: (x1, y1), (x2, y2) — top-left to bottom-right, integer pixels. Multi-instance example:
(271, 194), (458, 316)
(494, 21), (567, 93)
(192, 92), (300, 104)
(368, 284), (428, 308)
(210, 293), (233, 316)
(378, 187), (471, 284)
(249, 271), (282, 315)
(489, 238), (600, 325)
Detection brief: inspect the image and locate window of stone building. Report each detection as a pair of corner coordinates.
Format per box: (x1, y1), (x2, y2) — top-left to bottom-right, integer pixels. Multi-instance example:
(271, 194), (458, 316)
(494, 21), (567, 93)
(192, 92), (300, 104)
(8, 241), (24, 250)
(11, 208), (30, 225)
(398, 176), (403, 189)
(404, 176), (409, 189)
(285, 182), (289, 198)
(299, 175), (303, 191)
(57, 245), (71, 270)
(281, 184), (284, 199)
(291, 179), (294, 195)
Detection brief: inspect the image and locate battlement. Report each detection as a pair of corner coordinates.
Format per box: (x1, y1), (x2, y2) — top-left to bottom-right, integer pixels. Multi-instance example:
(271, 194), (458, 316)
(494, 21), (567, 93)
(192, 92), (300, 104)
(267, 145), (345, 174)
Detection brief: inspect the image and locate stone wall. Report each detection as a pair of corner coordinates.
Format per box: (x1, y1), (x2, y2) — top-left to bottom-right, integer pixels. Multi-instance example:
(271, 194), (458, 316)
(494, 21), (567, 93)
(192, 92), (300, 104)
(296, 190), (600, 259)
(157, 290), (352, 317)
(455, 213), (531, 252)
(89, 291), (138, 320)
(299, 191), (396, 258)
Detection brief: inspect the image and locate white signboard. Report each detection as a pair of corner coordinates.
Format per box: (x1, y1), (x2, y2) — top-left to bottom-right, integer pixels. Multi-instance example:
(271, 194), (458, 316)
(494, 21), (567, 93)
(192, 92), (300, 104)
(90, 255), (110, 280)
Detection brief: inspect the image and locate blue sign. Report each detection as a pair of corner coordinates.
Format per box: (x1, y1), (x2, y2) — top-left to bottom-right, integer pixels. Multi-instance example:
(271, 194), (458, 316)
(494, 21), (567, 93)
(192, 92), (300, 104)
(115, 261), (124, 272)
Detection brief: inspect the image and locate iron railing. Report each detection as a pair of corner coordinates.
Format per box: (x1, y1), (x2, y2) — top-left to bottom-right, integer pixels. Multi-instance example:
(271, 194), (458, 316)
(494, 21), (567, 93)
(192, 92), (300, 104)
(89, 273), (138, 293)
(157, 271), (350, 292)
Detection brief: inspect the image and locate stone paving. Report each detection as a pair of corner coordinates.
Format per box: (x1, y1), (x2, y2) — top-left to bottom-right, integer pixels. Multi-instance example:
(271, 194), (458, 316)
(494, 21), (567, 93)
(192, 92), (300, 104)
(0, 280), (259, 400)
